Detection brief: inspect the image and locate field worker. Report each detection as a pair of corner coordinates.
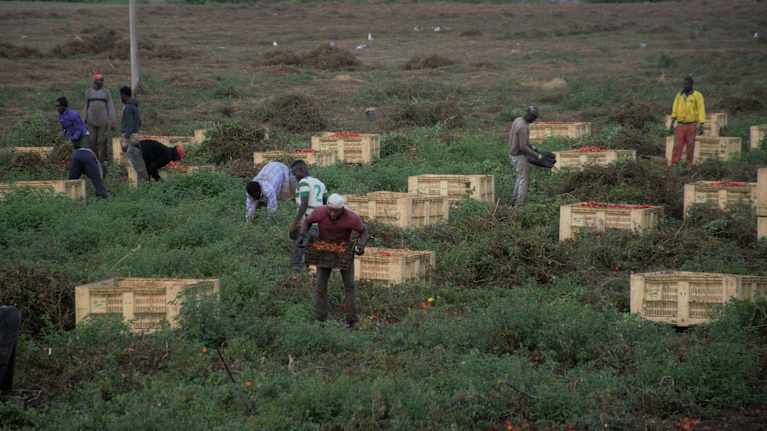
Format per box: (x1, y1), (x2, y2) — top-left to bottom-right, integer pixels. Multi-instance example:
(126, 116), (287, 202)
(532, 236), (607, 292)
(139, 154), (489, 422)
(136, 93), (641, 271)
(55, 97), (88, 148)
(137, 140), (185, 182)
(83, 73), (117, 163)
(508, 105), (543, 207)
(245, 161), (291, 222)
(289, 160), (327, 272)
(68, 146), (110, 199)
(669, 75), (706, 165)
(297, 194), (369, 327)
(118, 86), (148, 184)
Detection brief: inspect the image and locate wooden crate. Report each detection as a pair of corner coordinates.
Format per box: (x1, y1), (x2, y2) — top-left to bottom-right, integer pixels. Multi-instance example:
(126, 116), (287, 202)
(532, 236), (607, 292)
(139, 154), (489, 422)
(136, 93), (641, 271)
(407, 174), (495, 203)
(759, 217), (767, 240)
(75, 277), (220, 333)
(630, 271), (767, 326)
(0, 179), (86, 200)
(354, 247), (435, 284)
(664, 136), (742, 166)
(664, 113), (728, 137)
(12, 147), (54, 158)
(751, 125), (767, 149)
(758, 168), (767, 217)
(112, 134), (196, 162)
(552, 148), (636, 171)
(683, 181), (757, 216)
(559, 202), (662, 242)
(194, 129), (208, 144)
(253, 150), (337, 167)
(529, 122), (591, 142)
(344, 191), (450, 229)
(310, 132), (380, 165)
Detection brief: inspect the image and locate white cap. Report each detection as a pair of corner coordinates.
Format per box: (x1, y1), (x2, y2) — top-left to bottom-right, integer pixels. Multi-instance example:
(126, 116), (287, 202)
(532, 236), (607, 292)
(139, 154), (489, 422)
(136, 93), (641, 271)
(327, 193), (346, 209)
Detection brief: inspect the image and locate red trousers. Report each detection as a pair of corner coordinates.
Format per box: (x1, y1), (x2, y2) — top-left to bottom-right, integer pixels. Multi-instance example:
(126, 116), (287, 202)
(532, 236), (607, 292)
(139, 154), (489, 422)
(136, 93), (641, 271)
(672, 123), (697, 165)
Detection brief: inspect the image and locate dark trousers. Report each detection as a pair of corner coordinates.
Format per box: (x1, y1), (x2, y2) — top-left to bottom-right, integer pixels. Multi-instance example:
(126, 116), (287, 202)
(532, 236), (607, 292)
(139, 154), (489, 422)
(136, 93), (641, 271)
(0, 306), (21, 392)
(88, 124), (111, 162)
(69, 149), (109, 198)
(315, 266), (357, 325)
(291, 226), (318, 271)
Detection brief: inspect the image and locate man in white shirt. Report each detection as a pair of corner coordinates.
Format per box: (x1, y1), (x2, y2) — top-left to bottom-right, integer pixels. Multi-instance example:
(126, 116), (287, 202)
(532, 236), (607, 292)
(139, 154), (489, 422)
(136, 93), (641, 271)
(245, 161), (292, 222)
(289, 160), (327, 272)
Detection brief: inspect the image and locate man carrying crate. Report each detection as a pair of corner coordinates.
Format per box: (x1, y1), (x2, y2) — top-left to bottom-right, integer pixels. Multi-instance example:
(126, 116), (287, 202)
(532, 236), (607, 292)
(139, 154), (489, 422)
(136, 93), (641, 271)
(289, 160), (327, 272)
(669, 76), (706, 166)
(297, 194), (369, 327)
(508, 105), (544, 207)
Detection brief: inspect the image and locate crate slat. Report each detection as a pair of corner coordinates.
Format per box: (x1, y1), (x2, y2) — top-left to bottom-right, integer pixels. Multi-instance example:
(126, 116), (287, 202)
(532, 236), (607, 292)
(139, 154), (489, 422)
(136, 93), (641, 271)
(0, 179), (86, 200)
(344, 191), (450, 229)
(758, 168), (767, 217)
(664, 136), (742, 166)
(630, 271), (767, 326)
(354, 247), (435, 284)
(253, 150), (337, 167)
(529, 122), (591, 141)
(407, 174), (494, 203)
(11, 147), (55, 158)
(310, 132), (380, 165)
(559, 202), (662, 242)
(751, 125), (767, 149)
(683, 181), (757, 217)
(552, 149), (636, 171)
(75, 277), (220, 333)
(759, 217), (767, 240)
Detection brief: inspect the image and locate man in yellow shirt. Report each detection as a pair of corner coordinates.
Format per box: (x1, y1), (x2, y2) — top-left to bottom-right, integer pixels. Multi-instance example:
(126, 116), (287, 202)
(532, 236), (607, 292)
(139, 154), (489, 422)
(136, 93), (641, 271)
(669, 76), (705, 165)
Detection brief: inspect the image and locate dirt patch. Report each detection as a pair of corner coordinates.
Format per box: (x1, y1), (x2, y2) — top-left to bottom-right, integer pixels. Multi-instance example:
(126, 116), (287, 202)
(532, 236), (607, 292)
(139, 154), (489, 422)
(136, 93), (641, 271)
(459, 29), (482, 37)
(387, 100), (463, 130)
(50, 28), (121, 57)
(0, 43), (43, 59)
(525, 78), (568, 91)
(0, 263), (74, 336)
(403, 54), (456, 70)
(258, 93), (328, 133)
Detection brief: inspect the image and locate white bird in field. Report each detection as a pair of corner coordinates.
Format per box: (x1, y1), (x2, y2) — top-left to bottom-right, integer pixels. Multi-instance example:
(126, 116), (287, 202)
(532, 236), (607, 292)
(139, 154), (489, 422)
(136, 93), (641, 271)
(272, 41), (278, 47)
(413, 25), (421, 32)
(356, 44), (368, 50)
(433, 26), (442, 32)
(368, 33), (373, 41)
(754, 32), (759, 39)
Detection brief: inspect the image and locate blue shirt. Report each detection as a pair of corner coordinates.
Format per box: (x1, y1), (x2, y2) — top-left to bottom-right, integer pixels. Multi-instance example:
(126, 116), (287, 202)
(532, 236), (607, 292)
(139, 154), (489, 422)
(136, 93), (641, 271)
(58, 108), (88, 143)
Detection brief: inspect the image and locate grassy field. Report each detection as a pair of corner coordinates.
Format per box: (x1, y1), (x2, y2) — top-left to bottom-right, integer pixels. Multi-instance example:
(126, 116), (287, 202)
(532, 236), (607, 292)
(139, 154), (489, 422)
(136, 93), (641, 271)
(1, 1), (767, 430)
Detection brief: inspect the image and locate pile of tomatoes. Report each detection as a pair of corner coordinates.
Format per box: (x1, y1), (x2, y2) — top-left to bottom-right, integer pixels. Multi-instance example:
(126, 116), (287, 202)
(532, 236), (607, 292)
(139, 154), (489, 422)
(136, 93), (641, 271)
(329, 131), (361, 139)
(573, 146), (607, 153)
(707, 181), (749, 188)
(578, 202), (657, 209)
(311, 241), (348, 254)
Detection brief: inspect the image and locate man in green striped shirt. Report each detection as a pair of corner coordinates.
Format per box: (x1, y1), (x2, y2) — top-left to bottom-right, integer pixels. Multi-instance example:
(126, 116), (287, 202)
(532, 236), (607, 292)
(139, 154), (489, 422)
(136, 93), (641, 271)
(290, 160), (327, 272)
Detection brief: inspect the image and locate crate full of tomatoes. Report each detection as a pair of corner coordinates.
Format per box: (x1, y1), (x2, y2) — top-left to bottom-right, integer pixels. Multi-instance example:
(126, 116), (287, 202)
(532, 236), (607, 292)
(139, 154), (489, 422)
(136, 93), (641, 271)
(305, 241), (355, 270)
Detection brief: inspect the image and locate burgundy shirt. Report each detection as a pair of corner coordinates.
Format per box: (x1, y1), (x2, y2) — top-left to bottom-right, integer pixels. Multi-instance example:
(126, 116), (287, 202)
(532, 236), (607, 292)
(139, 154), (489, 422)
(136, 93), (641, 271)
(304, 206), (365, 243)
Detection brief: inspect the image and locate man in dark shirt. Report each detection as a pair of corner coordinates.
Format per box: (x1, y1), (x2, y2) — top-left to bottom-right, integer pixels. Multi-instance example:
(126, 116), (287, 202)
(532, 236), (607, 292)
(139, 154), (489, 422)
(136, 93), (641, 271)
(138, 140), (185, 181)
(298, 194), (368, 327)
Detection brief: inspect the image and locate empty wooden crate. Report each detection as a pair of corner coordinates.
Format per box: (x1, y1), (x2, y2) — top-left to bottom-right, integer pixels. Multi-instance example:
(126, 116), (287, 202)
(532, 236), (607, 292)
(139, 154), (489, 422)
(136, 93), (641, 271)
(344, 191), (450, 229)
(355, 248), (435, 284)
(76, 277), (220, 333)
(0, 179), (86, 200)
(253, 149), (337, 167)
(552, 148), (636, 171)
(529, 122), (591, 141)
(12, 147), (54, 158)
(630, 271), (767, 326)
(758, 168), (767, 217)
(310, 132), (380, 164)
(665, 113), (728, 137)
(683, 181), (757, 216)
(408, 174), (495, 203)
(559, 202), (662, 242)
(665, 136), (741, 165)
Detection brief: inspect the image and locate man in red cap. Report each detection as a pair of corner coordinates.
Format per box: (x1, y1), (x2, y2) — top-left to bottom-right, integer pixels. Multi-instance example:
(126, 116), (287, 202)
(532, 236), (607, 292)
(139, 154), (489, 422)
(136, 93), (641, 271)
(136, 140), (185, 181)
(83, 73), (117, 164)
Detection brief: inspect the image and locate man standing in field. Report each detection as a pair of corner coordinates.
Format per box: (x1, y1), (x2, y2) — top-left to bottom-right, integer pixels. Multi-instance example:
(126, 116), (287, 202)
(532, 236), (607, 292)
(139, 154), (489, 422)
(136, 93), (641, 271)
(245, 161), (292, 222)
(56, 97), (88, 148)
(83, 73), (117, 163)
(297, 194), (368, 327)
(508, 105), (543, 207)
(669, 76), (705, 165)
(119, 86), (149, 184)
(289, 160), (327, 272)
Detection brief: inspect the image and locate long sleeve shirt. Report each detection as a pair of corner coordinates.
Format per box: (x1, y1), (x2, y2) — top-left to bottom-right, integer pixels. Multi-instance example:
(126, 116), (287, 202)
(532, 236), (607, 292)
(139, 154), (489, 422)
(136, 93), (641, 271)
(138, 140), (177, 181)
(245, 161), (290, 220)
(83, 87), (117, 126)
(508, 117), (537, 158)
(120, 98), (140, 137)
(671, 91), (706, 124)
(58, 108), (88, 143)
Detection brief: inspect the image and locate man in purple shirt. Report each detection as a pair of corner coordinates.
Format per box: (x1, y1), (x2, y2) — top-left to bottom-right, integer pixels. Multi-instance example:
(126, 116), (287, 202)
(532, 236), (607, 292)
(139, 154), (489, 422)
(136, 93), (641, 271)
(56, 97), (88, 147)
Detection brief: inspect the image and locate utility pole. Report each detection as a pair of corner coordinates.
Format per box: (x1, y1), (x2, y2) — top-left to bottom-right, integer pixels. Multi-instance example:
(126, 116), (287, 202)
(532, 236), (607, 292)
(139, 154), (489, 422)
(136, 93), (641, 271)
(129, 0), (140, 93)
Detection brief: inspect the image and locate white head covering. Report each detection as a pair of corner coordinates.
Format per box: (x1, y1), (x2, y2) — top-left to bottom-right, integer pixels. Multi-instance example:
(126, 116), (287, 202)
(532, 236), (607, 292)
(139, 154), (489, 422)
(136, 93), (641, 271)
(327, 193), (346, 209)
